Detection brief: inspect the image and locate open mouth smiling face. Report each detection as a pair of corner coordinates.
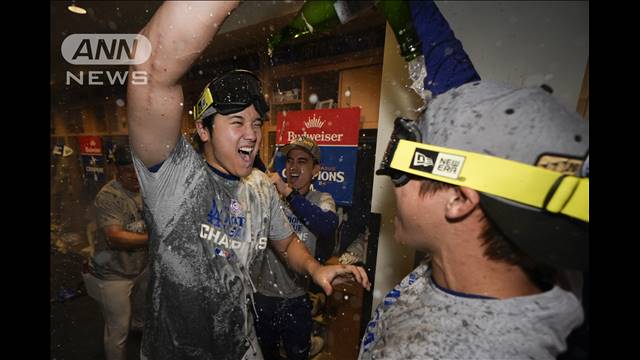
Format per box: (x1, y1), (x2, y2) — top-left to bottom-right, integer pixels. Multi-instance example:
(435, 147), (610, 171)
(285, 148), (318, 191)
(209, 105), (263, 177)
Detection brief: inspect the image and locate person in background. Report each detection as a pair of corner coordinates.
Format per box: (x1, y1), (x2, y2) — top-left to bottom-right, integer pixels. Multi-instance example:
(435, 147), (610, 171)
(252, 136), (338, 359)
(82, 145), (149, 360)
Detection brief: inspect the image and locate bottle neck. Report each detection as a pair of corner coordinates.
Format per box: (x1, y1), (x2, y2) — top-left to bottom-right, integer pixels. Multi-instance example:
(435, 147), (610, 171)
(268, 0), (376, 54)
(377, 0), (422, 62)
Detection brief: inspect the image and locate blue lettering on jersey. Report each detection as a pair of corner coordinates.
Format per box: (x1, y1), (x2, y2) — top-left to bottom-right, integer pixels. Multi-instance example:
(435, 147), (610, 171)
(408, 272), (417, 285)
(363, 332), (375, 347)
(225, 216), (245, 238)
(206, 198), (246, 239)
(287, 214), (303, 233)
(207, 198), (222, 228)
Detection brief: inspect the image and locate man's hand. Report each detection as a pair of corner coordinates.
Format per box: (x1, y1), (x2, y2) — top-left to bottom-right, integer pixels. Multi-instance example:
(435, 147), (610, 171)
(310, 264), (371, 296)
(268, 171), (292, 197)
(272, 234), (369, 296)
(324, 256), (340, 266)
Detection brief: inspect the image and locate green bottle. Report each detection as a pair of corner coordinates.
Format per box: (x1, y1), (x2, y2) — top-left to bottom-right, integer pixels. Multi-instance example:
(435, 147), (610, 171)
(268, 0), (428, 100)
(376, 0), (422, 62)
(267, 0), (376, 56)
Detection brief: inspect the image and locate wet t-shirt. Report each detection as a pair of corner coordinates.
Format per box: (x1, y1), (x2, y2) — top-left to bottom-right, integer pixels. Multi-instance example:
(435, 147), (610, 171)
(359, 263), (584, 360)
(91, 179), (148, 280)
(133, 136), (293, 360)
(252, 190), (335, 298)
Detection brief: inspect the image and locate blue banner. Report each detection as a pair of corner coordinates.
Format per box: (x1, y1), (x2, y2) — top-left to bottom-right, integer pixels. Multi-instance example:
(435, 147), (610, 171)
(274, 146), (358, 206)
(81, 155), (106, 183)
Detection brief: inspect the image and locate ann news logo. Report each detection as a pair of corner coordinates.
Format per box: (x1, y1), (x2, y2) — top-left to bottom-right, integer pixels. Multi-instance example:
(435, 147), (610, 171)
(61, 34), (152, 86)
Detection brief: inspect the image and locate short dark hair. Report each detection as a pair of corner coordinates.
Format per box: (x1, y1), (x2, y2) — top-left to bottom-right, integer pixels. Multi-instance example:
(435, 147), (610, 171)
(417, 178), (556, 289)
(113, 146), (133, 166)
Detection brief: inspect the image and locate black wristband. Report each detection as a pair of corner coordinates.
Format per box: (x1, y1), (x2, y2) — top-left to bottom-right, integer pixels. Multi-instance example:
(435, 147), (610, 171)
(286, 189), (299, 202)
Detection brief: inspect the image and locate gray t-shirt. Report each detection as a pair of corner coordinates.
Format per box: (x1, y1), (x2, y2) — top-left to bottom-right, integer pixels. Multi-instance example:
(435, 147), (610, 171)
(359, 263), (584, 360)
(91, 179), (148, 280)
(133, 136), (293, 360)
(252, 190), (335, 298)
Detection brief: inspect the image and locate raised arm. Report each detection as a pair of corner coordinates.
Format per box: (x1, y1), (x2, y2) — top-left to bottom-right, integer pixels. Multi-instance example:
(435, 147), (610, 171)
(409, 0), (480, 96)
(127, 1), (240, 166)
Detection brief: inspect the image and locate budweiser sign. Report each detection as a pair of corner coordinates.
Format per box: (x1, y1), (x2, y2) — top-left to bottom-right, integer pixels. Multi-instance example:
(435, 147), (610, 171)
(304, 114), (325, 128)
(79, 136), (103, 155)
(275, 107), (361, 206)
(276, 108), (360, 146)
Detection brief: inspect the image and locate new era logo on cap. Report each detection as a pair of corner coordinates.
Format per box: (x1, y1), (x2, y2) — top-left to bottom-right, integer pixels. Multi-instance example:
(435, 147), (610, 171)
(413, 152), (434, 168)
(410, 148), (465, 180)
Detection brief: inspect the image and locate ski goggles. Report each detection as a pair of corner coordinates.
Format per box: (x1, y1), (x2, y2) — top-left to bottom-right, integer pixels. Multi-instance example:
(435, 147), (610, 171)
(193, 69), (269, 121)
(376, 117), (589, 223)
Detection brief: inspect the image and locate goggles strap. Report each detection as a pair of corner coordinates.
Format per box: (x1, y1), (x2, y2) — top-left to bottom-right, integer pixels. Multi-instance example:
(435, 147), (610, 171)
(390, 140), (589, 222)
(194, 86), (214, 121)
(542, 174), (568, 210)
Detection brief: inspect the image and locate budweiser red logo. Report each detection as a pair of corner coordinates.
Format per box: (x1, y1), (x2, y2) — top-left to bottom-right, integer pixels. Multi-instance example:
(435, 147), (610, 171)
(277, 108), (360, 146)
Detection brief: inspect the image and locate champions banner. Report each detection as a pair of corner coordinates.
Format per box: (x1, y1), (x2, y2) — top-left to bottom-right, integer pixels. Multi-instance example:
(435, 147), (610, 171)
(79, 136), (105, 182)
(275, 108), (361, 206)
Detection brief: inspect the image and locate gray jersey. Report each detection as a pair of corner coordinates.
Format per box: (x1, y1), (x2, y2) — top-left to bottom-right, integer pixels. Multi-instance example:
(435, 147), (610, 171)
(91, 179), (148, 280)
(133, 136), (293, 360)
(252, 190), (335, 298)
(359, 263), (583, 360)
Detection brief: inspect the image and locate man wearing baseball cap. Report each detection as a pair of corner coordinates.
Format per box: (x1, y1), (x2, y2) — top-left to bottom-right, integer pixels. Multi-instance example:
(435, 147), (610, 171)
(126, 2), (370, 359)
(252, 136), (338, 359)
(359, 1), (588, 359)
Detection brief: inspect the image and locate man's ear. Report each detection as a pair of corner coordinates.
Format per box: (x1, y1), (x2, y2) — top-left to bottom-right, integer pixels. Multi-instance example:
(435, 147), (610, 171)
(312, 163), (320, 178)
(195, 120), (210, 142)
(444, 186), (481, 221)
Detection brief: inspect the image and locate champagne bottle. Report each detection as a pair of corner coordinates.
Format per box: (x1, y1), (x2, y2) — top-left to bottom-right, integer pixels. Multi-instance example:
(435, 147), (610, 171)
(376, 0), (422, 62)
(267, 0), (376, 56)
(268, 1), (429, 101)
(378, 1), (429, 102)
(268, 1), (422, 61)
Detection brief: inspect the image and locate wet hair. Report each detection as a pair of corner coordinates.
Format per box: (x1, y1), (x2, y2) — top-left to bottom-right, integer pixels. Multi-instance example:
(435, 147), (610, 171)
(417, 178), (556, 289)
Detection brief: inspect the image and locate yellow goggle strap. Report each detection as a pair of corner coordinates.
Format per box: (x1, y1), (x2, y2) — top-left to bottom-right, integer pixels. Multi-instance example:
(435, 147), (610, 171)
(193, 85), (214, 121)
(390, 140), (589, 222)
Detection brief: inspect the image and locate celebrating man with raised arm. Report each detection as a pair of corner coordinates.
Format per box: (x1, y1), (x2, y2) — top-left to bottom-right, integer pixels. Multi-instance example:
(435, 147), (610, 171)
(127, 2), (370, 359)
